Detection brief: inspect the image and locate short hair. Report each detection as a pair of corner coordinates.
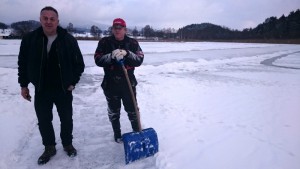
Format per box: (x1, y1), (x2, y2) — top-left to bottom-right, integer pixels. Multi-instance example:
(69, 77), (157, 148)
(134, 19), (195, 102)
(40, 6), (58, 17)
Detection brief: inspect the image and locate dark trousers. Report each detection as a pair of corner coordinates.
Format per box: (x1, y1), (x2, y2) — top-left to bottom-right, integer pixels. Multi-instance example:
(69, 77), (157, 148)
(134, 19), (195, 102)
(103, 83), (139, 133)
(34, 90), (73, 146)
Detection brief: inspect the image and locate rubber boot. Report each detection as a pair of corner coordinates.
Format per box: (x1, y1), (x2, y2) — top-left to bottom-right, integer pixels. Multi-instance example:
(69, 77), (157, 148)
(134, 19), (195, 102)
(127, 111), (139, 132)
(131, 120), (140, 132)
(111, 120), (122, 143)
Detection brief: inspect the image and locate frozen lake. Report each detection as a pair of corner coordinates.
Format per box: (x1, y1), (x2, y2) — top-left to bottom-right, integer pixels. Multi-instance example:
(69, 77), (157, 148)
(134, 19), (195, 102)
(0, 39), (300, 169)
(1, 40), (300, 69)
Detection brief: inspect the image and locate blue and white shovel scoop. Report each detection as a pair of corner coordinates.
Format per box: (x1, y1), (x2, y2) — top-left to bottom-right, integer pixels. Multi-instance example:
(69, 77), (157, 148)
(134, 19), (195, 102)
(119, 60), (159, 164)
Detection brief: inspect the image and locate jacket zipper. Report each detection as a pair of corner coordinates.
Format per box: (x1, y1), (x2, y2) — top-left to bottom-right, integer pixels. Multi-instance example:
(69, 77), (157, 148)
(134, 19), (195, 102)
(38, 37), (45, 92)
(57, 43), (66, 93)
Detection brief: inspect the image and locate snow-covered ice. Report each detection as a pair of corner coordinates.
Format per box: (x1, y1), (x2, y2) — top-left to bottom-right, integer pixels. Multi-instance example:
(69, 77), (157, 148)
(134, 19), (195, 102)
(0, 39), (299, 169)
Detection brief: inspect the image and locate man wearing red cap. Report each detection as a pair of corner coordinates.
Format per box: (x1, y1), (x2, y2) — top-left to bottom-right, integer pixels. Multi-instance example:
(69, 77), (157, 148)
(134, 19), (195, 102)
(94, 18), (144, 143)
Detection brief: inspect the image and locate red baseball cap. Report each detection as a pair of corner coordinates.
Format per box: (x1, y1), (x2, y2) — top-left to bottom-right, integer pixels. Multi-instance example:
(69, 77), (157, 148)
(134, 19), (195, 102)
(113, 18), (126, 27)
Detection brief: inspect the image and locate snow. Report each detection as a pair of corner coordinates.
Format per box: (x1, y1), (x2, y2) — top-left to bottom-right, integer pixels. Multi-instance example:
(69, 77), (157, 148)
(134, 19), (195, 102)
(0, 39), (300, 169)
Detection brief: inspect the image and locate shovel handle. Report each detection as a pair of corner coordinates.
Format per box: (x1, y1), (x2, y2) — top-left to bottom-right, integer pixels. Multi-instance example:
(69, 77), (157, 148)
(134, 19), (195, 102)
(121, 63), (142, 132)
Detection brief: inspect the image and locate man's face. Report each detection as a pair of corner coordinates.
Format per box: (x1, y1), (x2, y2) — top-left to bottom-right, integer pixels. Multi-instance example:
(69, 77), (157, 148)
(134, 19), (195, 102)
(112, 25), (126, 41)
(40, 10), (59, 36)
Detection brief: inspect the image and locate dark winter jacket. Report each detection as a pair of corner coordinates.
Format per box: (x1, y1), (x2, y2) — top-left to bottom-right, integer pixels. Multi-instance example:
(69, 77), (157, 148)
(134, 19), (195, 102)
(18, 26), (85, 92)
(94, 35), (144, 88)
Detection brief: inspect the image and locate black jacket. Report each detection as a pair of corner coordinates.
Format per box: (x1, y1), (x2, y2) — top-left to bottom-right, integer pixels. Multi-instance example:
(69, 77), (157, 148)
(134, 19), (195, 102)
(94, 35), (144, 88)
(18, 26), (85, 92)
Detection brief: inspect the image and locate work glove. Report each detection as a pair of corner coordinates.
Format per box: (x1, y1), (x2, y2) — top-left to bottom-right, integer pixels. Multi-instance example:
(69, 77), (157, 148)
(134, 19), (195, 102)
(112, 49), (127, 61)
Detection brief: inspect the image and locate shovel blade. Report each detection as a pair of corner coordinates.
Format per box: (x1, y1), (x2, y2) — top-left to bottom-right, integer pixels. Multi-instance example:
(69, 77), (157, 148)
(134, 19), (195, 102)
(122, 128), (159, 164)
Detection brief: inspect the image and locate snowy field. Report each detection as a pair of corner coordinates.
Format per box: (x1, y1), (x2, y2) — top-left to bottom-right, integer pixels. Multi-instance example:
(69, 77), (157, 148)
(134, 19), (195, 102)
(0, 39), (300, 169)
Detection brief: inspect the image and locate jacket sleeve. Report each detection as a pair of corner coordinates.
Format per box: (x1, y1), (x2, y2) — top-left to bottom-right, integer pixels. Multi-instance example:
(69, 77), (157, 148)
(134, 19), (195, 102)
(124, 39), (144, 67)
(94, 38), (113, 67)
(18, 36), (30, 87)
(72, 38), (85, 85)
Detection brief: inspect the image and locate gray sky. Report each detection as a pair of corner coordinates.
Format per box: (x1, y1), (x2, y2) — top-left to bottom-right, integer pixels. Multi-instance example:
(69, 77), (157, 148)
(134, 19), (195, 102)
(0, 0), (299, 30)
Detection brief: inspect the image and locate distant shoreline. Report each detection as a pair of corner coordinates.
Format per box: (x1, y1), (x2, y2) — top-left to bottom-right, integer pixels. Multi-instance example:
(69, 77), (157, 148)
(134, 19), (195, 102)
(136, 39), (300, 44)
(74, 37), (300, 44)
(199, 39), (300, 45)
(2, 37), (300, 44)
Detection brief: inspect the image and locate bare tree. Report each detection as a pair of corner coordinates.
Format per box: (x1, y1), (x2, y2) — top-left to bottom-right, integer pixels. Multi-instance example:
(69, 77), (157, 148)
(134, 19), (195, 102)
(90, 25), (102, 37)
(66, 23), (75, 33)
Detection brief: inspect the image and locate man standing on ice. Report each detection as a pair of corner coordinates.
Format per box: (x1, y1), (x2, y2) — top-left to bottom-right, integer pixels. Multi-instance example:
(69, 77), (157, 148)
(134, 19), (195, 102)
(18, 6), (85, 165)
(94, 18), (144, 143)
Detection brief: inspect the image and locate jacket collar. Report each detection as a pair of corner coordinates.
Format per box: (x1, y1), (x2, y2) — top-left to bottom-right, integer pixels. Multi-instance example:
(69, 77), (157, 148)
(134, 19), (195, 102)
(36, 26), (67, 37)
(110, 35), (129, 42)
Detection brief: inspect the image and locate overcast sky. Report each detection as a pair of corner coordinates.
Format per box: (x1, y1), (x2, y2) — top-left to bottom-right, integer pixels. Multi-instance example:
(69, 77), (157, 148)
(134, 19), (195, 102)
(0, 0), (299, 30)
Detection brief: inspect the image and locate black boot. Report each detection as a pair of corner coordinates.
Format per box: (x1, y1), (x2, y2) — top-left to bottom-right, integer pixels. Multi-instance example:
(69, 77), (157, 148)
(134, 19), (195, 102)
(111, 120), (122, 143)
(37, 145), (56, 165)
(127, 112), (140, 132)
(64, 144), (77, 157)
(131, 121), (140, 132)
(114, 132), (122, 143)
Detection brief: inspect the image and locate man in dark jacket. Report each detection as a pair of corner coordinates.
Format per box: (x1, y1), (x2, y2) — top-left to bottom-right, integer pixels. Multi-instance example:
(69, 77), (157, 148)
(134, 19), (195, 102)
(94, 18), (144, 143)
(18, 6), (85, 165)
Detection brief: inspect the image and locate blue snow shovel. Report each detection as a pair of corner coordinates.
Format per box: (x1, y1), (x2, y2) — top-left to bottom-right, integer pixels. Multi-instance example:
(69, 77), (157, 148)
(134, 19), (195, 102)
(120, 62), (159, 164)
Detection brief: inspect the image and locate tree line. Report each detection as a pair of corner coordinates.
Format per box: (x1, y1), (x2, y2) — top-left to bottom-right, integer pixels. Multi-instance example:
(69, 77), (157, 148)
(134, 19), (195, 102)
(1, 9), (299, 40)
(178, 9), (300, 40)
